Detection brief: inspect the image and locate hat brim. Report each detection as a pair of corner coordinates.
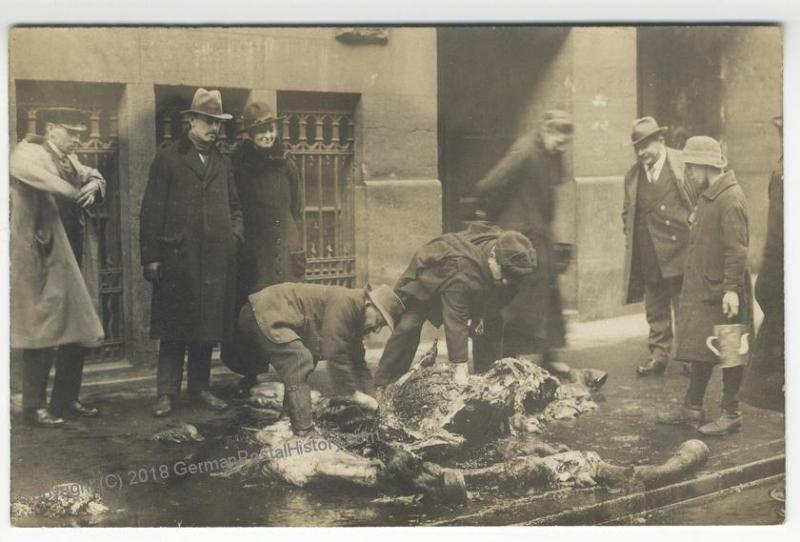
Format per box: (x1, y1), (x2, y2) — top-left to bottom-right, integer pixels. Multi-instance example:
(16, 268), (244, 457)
(630, 126), (668, 146)
(239, 116), (287, 133)
(56, 123), (89, 133)
(181, 109), (233, 121)
(366, 290), (397, 333)
(683, 156), (728, 169)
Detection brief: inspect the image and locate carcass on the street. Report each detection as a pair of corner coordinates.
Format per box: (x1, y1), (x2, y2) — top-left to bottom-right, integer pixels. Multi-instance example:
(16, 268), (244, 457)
(218, 356), (709, 503)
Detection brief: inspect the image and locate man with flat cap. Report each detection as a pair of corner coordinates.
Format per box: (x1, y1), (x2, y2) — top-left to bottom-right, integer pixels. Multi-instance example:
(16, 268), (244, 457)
(140, 88), (244, 417)
(373, 222), (537, 387)
(622, 117), (697, 376)
(658, 136), (752, 436)
(473, 110), (574, 376)
(10, 107), (106, 427)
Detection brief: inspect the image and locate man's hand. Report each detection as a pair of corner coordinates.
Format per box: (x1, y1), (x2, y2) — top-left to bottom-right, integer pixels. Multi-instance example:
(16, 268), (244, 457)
(350, 390), (379, 412)
(453, 362), (469, 386)
(77, 179), (102, 208)
(144, 262), (162, 285)
(722, 290), (740, 319)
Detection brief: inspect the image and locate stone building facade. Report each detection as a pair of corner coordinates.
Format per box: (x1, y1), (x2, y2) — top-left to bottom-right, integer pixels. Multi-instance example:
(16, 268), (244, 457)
(9, 25), (781, 372)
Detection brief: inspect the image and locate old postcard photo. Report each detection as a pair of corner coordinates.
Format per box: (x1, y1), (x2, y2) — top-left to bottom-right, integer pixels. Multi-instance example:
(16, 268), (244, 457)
(5, 22), (786, 528)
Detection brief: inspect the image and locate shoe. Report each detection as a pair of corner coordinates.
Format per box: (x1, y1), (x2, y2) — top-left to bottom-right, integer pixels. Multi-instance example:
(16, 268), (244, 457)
(234, 375), (258, 399)
(637, 359), (666, 376)
(544, 360), (571, 376)
(23, 408), (66, 428)
(656, 405), (705, 425)
(191, 390), (229, 411)
(698, 412), (742, 436)
(152, 395), (173, 418)
(62, 400), (100, 418)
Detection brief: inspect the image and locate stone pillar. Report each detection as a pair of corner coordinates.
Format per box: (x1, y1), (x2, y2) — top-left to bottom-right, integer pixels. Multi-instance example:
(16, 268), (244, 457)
(118, 83), (158, 366)
(551, 27), (641, 321)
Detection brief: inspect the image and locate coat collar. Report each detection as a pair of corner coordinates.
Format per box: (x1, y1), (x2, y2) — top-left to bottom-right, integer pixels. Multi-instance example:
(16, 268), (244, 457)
(177, 134), (221, 184)
(702, 170), (737, 201)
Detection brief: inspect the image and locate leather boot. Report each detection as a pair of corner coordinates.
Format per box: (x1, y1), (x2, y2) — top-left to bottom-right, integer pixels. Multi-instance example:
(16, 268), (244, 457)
(284, 384), (315, 435)
(656, 405), (705, 425)
(698, 411), (742, 436)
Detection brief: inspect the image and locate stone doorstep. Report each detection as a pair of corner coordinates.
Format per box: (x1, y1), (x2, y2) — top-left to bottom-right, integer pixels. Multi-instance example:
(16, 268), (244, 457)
(430, 440), (785, 526)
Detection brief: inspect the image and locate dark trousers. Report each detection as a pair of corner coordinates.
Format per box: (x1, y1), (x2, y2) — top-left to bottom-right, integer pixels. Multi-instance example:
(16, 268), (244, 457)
(684, 362), (744, 414)
(374, 300), (429, 387)
(156, 341), (214, 397)
(234, 304), (315, 389)
(22, 345), (86, 412)
(644, 275), (683, 363)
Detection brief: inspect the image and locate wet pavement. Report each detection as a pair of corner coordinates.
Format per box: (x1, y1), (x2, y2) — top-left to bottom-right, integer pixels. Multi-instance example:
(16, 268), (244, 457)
(616, 476), (785, 525)
(10, 328), (785, 526)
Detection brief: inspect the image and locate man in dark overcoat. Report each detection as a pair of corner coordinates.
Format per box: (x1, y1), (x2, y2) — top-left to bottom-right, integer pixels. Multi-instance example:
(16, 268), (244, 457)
(742, 115), (784, 412)
(473, 110), (573, 375)
(658, 136), (752, 436)
(140, 88), (244, 417)
(373, 222), (537, 387)
(621, 117), (698, 376)
(10, 107), (106, 427)
(229, 283), (404, 435)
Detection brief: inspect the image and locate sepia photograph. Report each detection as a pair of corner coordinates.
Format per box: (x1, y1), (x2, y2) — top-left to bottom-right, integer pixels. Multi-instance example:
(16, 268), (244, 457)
(3, 11), (789, 532)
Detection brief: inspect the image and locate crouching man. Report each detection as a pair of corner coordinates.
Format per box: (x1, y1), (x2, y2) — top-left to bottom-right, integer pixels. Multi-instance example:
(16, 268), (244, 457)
(658, 136), (752, 436)
(374, 222), (537, 388)
(227, 283), (405, 435)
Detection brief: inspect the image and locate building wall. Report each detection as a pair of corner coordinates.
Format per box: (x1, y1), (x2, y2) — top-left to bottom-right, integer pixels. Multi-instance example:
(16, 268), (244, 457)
(9, 27), (441, 365)
(721, 26), (783, 269)
(437, 25), (781, 323)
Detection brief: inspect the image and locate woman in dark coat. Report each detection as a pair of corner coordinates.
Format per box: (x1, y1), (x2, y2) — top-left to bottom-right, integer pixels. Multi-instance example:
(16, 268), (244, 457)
(232, 102), (305, 298)
(224, 102), (305, 391)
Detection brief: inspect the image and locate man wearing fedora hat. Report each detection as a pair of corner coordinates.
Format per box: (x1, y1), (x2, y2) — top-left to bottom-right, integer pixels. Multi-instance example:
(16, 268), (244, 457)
(622, 117), (697, 376)
(10, 107), (107, 427)
(227, 283), (403, 435)
(373, 221), (537, 387)
(140, 88), (244, 417)
(658, 136), (752, 436)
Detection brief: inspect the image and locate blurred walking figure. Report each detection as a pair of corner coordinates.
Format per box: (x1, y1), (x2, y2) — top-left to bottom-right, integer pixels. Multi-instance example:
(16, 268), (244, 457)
(474, 110), (574, 376)
(658, 136), (752, 436)
(621, 117), (696, 376)
(140, 88), (244, 417)
(10, 107), (106, 427)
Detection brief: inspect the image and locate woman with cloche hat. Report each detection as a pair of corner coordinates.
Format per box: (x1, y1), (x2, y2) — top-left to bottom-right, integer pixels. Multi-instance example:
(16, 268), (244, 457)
(224, 102), (305, 394)
(232, 102), (305, 297)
